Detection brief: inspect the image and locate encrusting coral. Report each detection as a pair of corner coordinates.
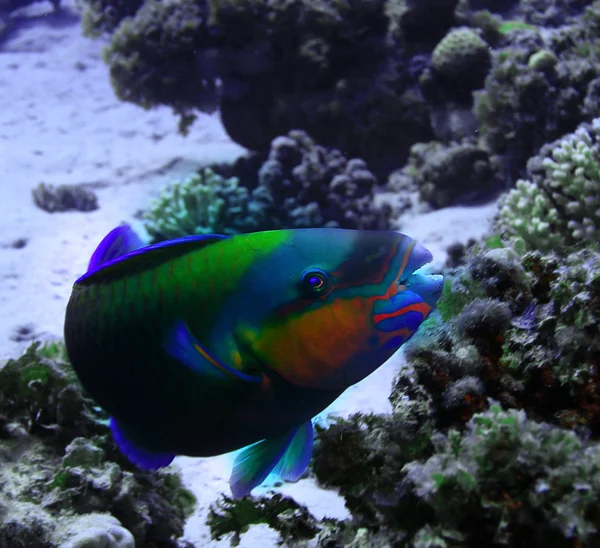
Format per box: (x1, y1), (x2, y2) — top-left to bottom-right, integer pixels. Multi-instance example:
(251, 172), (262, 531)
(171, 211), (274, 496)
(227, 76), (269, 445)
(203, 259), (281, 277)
(388, 138), (501, 208)
(0, 342), (196, 547)
(474, 3), (600, 177)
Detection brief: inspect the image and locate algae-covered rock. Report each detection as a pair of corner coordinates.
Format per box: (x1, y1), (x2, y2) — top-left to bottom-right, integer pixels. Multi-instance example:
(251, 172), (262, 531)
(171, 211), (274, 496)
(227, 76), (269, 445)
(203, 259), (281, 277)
(431, 27), (491, 100)
(32, 183), (99, 213)
(389, 139), (500, 208)
(0, 342), (196, 547)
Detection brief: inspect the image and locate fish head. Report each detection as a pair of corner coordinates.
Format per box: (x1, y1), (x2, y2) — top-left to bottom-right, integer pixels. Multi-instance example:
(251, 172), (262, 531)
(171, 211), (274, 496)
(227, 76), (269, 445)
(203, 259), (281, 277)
(233, 228), (443, 391)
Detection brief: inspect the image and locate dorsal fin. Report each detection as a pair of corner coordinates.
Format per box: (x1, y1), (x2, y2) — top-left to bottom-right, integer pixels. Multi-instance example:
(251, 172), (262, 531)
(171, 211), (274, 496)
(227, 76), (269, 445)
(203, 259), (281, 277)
(87, 225), (145, 271)
(76, 225), (228, 285)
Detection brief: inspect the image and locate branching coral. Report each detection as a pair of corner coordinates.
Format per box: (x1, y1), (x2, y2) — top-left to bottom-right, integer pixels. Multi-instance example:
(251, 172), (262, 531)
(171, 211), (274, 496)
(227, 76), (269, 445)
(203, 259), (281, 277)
(143, 131), (392, 240)
(496, 118), (600, 251)
(142, 167), (260, 241)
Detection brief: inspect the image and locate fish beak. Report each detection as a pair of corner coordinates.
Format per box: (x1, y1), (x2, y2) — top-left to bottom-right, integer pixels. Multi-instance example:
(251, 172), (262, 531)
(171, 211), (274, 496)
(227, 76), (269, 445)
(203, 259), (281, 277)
(396, 242), (444, 308)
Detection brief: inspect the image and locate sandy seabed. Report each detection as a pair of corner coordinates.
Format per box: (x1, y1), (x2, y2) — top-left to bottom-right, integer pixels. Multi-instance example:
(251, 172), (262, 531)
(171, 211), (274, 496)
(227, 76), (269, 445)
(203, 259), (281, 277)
(0, 4), (497, 546)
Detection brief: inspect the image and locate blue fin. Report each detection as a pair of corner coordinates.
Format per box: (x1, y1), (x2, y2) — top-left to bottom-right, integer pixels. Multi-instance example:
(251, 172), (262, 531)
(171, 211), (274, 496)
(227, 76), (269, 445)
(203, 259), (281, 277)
(87, 224), (145, 272)
(229, 421), (314, 498)
(77, 226), (228, 284)
(110, 417), (175, 470)
(164, 319), (262, 384)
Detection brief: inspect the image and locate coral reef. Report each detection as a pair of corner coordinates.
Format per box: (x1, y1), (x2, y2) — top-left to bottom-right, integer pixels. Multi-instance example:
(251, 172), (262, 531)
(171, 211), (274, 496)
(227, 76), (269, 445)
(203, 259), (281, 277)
(0, 342), (196, 547)
(404, 242), (600, 434)
(143, 130), (393, 241)
(32, 183), (98, 213)
(143, 167), (258, 241)
(430, 27), (491, 101)
(474, 4), (600, 177)
(388, 138), (500, 208)
(80, 0), (437, 174)
(207, 404), (600, 547)
(496, 117), (600, 251)
(101, 0), (218, 132)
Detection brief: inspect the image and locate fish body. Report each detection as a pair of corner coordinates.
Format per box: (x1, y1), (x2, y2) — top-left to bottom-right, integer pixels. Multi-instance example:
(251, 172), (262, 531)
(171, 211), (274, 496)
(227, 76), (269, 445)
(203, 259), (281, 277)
(64, 226), (443, 496)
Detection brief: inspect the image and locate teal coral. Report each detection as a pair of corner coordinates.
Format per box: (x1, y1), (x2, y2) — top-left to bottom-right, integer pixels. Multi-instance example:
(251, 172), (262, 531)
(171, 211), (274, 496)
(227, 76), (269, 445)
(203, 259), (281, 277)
(143, 167), (257, 241)
(496, 118), (600, 251)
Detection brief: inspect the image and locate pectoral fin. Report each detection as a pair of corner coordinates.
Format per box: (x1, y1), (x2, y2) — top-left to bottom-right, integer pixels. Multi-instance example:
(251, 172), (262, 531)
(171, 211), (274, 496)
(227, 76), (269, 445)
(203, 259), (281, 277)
(110, 417), (175, 470)
(164, 319), (262, 384)
(230, 421), (314, 498)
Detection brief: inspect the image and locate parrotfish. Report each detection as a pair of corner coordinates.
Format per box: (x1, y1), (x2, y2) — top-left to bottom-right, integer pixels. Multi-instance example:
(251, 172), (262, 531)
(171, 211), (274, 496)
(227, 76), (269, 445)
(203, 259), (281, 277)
(64, 225), (443, 497)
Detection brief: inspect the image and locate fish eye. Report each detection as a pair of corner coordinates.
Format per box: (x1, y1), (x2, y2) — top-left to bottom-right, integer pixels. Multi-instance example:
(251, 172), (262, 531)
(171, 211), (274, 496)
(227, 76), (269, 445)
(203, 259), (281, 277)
(300, 268), (331, 298)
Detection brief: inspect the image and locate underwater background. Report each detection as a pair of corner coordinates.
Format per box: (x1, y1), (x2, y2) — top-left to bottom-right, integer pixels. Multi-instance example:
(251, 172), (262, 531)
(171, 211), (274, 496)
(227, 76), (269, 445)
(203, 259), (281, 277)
(0, 0), (599, 546)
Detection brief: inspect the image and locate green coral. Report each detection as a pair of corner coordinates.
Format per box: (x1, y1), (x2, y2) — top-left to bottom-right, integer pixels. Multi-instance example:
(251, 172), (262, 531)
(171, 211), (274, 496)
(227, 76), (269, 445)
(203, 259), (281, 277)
(496, 179), (564, 251)
(431, 27), (491, 81)
(496, 118), (600, 251)
(76, 0), (145, 37)
(143, 167), (258, 241)
(102, 0), (217, 132)
(403, 405), (600, 545)
(528, 48), (558, 71)
(207, 493), (320, 546)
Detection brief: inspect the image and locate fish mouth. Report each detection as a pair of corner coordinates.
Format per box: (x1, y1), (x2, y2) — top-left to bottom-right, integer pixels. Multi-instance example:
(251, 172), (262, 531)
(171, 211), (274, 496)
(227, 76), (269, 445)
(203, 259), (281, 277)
(372, 240), (443, 335)
(395, 241), (444, 308)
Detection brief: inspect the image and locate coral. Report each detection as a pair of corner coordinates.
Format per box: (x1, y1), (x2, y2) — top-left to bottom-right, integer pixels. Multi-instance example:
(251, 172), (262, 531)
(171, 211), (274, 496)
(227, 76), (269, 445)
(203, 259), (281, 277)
(430, 27), (491, 100)
(32, 183), (98, 213)
(207, 494), (320, 546)
(0, 342), (196, 547)
(209, 404), (600, 546)
(387, 0), (459, 51)
(515, 0), (594, 27)
(474, 11), (600, 177)
(389, 139), (500, 208)
(403, 240), (600, 435)
(56, 514), (135, 548)
(83, 0), (435, 175)
(252, 130), (392, 231)
(102, 0), (217, 132)
(142, 167), (261, 241)
(401, 405), (600, 546)
(76, 0), (145, 37)
(528, 48), (559, 71)
(496, 118), (600, 251)
(143, 131), (393, 241)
